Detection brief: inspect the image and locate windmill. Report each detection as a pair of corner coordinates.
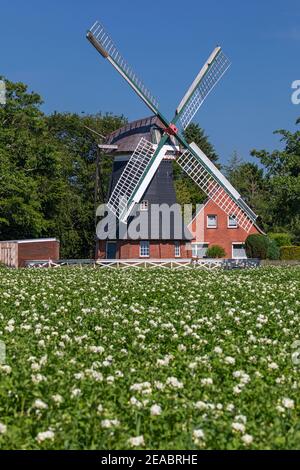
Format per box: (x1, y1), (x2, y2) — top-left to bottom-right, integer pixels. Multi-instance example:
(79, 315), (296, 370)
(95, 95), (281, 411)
(87, 21), (257, 233)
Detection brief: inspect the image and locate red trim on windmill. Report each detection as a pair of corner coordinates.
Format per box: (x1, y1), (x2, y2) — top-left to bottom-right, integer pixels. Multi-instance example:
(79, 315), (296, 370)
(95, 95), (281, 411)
(164, 124), (179, 136)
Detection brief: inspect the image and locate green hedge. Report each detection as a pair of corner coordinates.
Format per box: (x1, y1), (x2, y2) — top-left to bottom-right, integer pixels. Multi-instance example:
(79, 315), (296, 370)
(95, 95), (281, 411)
(245, 234), (280, 260)
(268, 233), (292, 247)
(280, 246), (300, 260)
(206, 245), (226, 259)
(267, 239), (280, 260)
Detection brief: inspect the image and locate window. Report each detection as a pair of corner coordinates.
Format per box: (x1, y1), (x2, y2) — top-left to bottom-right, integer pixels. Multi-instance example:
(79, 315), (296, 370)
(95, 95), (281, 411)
(140, 240), (150, 257)
(232, 243), (247, 259)
(174, 241), (181, 258)
(140, 200), (149, 212)
(207, 215), (217, 228)
(228, 214), (238, 228)
(192, 243), (209, 258)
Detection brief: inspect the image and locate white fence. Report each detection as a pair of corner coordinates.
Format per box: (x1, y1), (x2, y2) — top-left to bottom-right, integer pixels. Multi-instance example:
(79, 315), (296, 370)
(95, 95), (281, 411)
(25, 258), (261, 270)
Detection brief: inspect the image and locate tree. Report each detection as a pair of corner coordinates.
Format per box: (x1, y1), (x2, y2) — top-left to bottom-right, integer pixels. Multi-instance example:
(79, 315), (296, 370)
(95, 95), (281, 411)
(251, 118), (300, 241)
(225, 158), (268, 229)
(0, 77), (126, 257)
(183, 123), (219, 164)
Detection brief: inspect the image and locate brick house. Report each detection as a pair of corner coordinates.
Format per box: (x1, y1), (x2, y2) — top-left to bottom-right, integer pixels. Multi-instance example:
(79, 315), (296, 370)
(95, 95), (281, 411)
(187, 199), (263, 259)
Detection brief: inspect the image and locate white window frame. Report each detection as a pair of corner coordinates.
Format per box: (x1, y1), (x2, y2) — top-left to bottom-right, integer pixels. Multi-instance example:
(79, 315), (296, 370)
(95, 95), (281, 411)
(207, 215), (217, 228)
(174, 241), (181, 258)
(140, 240), (150, 258)
(192, 242), (209, 258)
(228, 214), (238, 228)
(232, 242), (247, 260)
(140, 200), (149, 212)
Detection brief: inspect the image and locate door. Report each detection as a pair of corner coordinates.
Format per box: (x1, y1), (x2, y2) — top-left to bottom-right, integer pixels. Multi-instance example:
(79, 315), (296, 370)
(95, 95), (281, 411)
(106, 242), (117, 259)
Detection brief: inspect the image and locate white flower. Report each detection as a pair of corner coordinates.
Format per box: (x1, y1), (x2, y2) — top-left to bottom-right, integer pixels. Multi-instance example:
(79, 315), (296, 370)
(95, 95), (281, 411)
(226, 404), (235, 412)
(242, 434), (253, 445)
(195, 401), (207, 410)
(71, 388), (81, 398)
(214, 346), (223, 354)
(33, 399), (48, 410)
(0, 423), (7, 434)
(268, 362), (279, 370)
(128, 435), (145, 447)
(150, 404), (162, 416)
(193, 429), (205, 446)
(31, 374), (47, 384)
(0, 365), (11, 375)
(193, 429), (205, 439)
(157, 355), (173, 367)
(101, 419), (120, 429)
(52, 394), (63, 405)
(89, 346), (105, 354)
(234, 414), (247, 424)
(97, 404), (103, 414)
(224, 356), (236, 365)
(36, 430), (55, 443)
(232, 422), (246, 433)
(166, 377), (183, 389)
(201, 378), (213, 386)
(282, 398), (295, 409)
(130, 397), (143, 409)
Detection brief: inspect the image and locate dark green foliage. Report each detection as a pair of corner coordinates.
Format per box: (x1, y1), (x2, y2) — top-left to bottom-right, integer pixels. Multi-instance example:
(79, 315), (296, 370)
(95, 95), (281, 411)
(246, 234), (280, 260)
(266, 239), (280, 260)
(245, 234), (270, 259)
(280, 246), (300, 260)
(183, 123), (219, 164)
(251, 119), (300, 237)
(268, 233), (292, 248)
(0, 77), (126, 258)
(206, 245), (226, 259)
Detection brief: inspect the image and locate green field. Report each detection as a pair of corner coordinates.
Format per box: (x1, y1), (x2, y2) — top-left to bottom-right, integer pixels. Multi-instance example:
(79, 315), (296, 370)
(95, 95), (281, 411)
(0, 267), (300, 450)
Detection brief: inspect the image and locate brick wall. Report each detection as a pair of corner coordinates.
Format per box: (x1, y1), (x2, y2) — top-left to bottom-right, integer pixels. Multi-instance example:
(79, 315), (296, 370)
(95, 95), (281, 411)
(97, 240), (189, 259)
(18, 241), (60, 267)
(188, 200), (260, 258)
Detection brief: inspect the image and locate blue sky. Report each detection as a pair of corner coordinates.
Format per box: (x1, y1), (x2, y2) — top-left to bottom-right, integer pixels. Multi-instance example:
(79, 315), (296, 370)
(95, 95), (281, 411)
(1, 0), (299, 164)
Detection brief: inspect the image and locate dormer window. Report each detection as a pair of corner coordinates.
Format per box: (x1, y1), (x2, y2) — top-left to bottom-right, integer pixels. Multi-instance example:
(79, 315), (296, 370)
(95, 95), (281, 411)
(228, 214), (238, 228)
(207, 215), (217, 228)
(140, 200), (149, 211)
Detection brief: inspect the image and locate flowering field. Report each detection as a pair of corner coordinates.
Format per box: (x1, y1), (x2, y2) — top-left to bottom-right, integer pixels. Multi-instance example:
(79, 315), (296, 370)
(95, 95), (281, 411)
(0, 266), (300, 450)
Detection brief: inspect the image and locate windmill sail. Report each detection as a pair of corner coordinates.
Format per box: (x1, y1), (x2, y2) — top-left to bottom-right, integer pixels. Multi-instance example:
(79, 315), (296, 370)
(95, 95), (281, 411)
(107, 138), (167, 222)
(176, 48), (230, 130)
(177, 143), (257, 232)
(87, 20), (259, 233)
(87, 21), (159, 114)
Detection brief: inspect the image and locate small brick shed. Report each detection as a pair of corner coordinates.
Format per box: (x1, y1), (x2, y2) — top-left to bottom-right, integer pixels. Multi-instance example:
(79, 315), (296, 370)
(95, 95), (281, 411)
(0, 239), (60, 268)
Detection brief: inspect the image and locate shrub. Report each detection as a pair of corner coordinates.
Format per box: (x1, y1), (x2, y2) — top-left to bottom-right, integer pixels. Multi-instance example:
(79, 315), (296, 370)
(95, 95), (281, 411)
(268, 233), (292, 248)
(245, 234), (270, 259)
(280, 246), (300, 260)
(206, 245), (226, 259)
(266, 239), (280, 260)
